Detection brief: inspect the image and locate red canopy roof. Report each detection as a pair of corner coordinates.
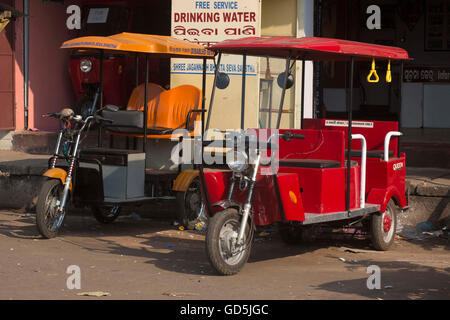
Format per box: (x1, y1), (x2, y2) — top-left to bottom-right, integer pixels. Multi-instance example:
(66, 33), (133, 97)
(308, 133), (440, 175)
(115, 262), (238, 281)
(210, 37), (411, 61)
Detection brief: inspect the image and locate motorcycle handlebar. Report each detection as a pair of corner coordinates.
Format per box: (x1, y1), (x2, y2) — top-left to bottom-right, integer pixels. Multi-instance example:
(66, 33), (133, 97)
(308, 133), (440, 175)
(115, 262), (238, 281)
(42, 112), (61, 119)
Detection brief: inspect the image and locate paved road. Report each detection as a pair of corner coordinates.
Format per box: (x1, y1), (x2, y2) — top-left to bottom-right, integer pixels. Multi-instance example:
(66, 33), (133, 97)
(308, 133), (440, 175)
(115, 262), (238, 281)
(0, 210), (449, 300)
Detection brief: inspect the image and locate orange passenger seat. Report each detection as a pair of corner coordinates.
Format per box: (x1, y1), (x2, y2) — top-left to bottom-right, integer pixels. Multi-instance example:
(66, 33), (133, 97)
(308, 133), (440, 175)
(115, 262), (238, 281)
(126, 82), (165, 111)
(104, 84), (202, 139)
(146, 85), (202, 132)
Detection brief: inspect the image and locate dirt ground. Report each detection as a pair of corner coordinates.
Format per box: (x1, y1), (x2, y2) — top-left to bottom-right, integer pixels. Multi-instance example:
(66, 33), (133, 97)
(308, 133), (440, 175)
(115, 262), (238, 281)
(0, 209), (448, 300)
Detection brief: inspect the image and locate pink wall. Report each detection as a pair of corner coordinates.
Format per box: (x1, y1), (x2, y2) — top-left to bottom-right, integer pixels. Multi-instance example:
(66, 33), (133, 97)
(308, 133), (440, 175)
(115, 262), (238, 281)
(14, 0), (82, 131)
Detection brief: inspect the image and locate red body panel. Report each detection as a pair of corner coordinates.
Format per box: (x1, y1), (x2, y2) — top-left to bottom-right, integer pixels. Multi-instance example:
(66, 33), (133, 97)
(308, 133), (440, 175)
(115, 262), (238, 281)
(277, 166), (359, 214)
(365, 157), (407, 211)
(303, 119), (407, 211)
(275, 174), (305, 222)
(202, 128), (364, 226)
(70, 56), (127, 106)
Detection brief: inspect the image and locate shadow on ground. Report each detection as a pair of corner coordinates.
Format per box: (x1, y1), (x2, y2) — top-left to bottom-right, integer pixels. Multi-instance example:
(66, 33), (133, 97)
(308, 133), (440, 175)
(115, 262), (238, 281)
(0, 211), (448, 282)
(315, 258), (450, 300)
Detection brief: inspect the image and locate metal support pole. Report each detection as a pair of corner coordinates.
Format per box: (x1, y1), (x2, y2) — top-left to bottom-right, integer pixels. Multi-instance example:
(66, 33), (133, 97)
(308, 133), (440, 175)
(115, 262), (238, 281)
(346, 57), (355, 212)
(241, 54), (247, 130)
(205, 53), (221, 131)
(202, 58), (207, 136)
(143, 55), (149, 155)
(276, 56), (291, 129)
(98, 50), (104, 147)
(135, 54), (139, 87)
(301, 59), (306, 128)
(23, 0), (29, 130)
(398, 62), (404, 157)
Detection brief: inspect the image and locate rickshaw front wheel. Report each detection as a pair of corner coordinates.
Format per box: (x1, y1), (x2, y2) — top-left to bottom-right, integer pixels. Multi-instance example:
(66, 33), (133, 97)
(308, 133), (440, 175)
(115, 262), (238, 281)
(206, 209), (253, 276)
(370, 200), (398, 251)
(91, 205), (121, 224)
(36, 179), (66, 239)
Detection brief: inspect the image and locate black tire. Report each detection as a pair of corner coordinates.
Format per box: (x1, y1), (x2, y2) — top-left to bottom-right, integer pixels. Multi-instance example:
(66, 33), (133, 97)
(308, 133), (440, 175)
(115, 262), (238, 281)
(75, 96), (95, 120)
(205, 209), (253, 275)
(176, 178), (205, 230)
(278, 223), (305, 245)
(370, 200), (398, 251)
(91, 205), (121, 224)
(36, 179), (66, 239)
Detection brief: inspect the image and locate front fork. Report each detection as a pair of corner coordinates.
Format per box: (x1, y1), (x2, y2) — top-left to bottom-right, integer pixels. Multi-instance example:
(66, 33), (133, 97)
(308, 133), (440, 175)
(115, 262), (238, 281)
(53, 131), (82, 214)
(236, 152), (262, 245)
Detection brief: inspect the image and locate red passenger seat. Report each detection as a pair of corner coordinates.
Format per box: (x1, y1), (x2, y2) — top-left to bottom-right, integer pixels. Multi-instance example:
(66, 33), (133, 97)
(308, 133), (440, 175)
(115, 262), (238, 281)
(279, 159), (341, 169)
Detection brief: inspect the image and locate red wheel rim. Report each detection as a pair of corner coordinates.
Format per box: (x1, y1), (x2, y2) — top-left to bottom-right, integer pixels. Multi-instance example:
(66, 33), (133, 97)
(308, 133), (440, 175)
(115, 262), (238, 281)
(383, 214), (392, 232)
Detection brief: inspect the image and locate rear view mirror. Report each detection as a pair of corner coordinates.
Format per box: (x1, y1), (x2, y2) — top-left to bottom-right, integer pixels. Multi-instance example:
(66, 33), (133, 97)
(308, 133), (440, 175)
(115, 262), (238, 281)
(277, 72), (294, 89)
(215, 72), (230, 90)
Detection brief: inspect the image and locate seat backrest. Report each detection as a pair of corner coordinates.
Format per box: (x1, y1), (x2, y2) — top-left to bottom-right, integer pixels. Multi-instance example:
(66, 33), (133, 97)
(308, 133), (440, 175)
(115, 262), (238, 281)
(250, 128), (345, 166)
(303, 118), (399, 155)
(126, 83), (165, 111)
(149, 85), (202, 129)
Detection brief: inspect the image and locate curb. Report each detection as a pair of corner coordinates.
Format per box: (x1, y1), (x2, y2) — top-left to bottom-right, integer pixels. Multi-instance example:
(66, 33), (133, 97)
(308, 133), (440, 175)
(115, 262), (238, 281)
(0, 156), (448, 228)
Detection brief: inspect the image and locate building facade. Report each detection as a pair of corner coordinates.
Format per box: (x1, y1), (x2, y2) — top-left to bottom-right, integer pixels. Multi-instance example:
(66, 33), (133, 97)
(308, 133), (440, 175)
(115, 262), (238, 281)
(0, 0), (448, 151)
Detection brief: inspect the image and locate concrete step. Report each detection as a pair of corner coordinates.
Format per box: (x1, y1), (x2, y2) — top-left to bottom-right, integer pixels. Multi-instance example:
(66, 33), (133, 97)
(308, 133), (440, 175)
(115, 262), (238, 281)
(401, 141), (450, 169)
(10, 130), (133, 155)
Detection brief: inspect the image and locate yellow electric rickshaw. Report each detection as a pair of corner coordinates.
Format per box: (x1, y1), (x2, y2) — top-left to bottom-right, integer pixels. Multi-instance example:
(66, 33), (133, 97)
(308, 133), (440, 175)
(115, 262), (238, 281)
(36, 33), (213, 238)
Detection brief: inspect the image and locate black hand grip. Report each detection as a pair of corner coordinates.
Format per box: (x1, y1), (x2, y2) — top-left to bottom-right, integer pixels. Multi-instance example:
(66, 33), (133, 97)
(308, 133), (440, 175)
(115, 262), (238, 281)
(291, 134), (305, 140)
(282, 131), (305, 141)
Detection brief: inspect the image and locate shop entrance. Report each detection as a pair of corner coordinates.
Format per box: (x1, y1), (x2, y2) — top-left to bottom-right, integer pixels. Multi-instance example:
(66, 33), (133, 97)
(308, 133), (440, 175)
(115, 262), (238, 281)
(70, 0), (172, 116)
(0, 0), (15, 130)
(316, 0), (450, 128)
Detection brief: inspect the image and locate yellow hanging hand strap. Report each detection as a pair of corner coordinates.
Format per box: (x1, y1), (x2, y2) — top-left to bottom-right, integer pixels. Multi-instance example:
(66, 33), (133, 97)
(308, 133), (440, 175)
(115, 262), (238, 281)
(386, 60), (392, 83)
(367, 59), (379, 83)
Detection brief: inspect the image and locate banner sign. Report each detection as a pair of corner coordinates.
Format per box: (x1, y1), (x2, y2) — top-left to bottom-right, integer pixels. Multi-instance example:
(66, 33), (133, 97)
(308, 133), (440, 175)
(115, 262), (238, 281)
(403, 66), (450, 83)
(171, 0), (260, 75)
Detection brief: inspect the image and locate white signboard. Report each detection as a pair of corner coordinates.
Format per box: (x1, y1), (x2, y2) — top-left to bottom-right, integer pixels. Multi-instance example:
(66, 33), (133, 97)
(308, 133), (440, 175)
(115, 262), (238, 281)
(325, 120), (374, 128)
(87, 8), (109, 24)
(171, 0), (260, 75)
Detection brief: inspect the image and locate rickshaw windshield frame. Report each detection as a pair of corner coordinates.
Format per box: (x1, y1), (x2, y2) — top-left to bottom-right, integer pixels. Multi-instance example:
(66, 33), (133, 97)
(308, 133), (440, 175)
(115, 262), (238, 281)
(61, 32), (214, 160)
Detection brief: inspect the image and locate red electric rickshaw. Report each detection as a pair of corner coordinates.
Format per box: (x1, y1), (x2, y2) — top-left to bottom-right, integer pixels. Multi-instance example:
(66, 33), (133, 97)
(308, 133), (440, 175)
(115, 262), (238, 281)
(69, 1), (170, 119)
(196, 37), (410, 275)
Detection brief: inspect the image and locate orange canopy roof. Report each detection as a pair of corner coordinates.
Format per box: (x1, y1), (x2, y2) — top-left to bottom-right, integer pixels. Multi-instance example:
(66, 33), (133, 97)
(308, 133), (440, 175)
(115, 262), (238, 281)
(61, 33), (214, 59)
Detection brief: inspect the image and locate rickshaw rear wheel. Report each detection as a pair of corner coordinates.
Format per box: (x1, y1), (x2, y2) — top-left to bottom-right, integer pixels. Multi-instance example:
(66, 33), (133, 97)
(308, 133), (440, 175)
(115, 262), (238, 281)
(176, 178), (205, 230)
(36, 179), (66, 239)
(206, 209), (253, 275)
(278, 223), (305, 245)
(91, 205), (121, 224)
(370, 200), (397, 251)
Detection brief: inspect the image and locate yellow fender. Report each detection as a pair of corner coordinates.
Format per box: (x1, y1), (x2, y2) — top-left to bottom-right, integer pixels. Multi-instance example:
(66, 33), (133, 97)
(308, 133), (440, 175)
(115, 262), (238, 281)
(43, 168), (72, 191)
(172, 169), (199, 192)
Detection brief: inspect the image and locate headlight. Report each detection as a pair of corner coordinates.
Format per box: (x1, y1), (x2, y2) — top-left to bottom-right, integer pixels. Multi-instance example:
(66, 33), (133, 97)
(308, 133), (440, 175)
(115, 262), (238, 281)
(80, 58), (92, 73)
(227, 150), (248, 173)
